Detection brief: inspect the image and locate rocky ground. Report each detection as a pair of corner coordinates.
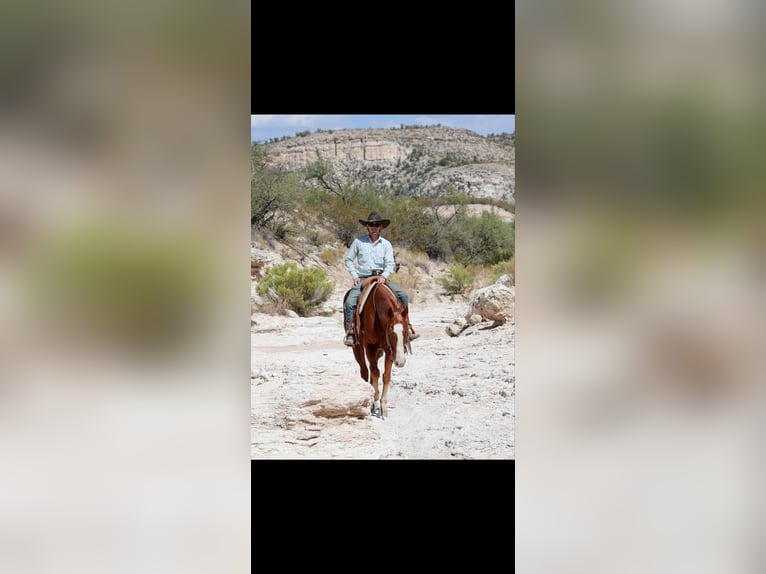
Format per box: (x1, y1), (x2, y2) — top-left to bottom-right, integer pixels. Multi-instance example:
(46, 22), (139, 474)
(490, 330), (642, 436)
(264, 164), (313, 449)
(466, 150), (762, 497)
(251, 287), (515, 460)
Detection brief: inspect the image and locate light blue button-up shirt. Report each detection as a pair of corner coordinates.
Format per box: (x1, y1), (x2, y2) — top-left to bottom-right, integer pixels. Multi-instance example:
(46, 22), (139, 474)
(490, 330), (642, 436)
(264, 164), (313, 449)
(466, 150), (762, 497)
(344, 235), (395, 280)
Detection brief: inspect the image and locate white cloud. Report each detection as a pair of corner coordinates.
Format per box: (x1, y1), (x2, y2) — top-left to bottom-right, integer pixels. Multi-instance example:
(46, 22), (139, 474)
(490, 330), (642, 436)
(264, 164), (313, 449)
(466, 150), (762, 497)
(282, 115), (322, 126)
(250, 115), (276, 127)
(251, 115), (344, 128)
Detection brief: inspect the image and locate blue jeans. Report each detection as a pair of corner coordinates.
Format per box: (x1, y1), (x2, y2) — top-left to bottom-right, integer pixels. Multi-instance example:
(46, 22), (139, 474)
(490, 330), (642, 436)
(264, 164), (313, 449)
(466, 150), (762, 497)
(344, 278), (409, 332)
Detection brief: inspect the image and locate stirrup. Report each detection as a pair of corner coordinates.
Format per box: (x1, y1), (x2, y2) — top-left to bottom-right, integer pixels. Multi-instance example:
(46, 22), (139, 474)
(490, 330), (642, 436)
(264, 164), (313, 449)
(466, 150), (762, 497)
(409, 332), (420, 341)
(343, 333), (355, 347)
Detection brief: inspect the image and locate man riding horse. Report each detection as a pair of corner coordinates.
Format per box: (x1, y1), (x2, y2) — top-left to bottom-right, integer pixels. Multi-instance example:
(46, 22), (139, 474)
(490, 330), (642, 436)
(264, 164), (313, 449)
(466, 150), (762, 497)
(343, 212), (420, 347)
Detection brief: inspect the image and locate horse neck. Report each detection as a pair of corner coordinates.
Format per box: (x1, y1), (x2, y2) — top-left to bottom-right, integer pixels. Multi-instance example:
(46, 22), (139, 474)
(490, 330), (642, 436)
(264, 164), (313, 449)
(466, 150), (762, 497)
(373, 285), (404, 329)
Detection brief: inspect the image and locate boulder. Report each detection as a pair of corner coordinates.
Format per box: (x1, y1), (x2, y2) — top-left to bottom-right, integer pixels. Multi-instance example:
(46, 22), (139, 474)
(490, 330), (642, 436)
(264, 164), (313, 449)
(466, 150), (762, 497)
(466, 284), (514, 325)
(446, 316), (469, 337)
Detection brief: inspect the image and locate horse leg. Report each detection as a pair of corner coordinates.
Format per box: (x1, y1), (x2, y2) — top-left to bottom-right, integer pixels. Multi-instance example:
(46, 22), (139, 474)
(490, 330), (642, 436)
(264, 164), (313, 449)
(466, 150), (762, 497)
(366, 346), (381, 416)
(380, 353), (394, 419)
(353, 345), (368, 382)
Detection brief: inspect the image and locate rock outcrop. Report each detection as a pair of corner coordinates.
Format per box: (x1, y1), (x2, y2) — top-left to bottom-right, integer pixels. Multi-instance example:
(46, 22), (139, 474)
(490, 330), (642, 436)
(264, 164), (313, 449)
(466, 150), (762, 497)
(251, 246), (279, 279)
(466, 284), (515, 326)
(262, 126), (515, 203)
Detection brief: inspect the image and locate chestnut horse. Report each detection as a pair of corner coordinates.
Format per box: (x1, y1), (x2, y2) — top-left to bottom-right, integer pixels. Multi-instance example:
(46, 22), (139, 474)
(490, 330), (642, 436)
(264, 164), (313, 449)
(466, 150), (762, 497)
(349, 278), (411, 419)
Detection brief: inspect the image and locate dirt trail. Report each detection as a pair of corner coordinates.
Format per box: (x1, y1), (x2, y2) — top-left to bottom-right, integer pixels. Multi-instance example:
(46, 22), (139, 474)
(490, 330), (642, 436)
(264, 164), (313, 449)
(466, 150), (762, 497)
(251, 296), (515, 459)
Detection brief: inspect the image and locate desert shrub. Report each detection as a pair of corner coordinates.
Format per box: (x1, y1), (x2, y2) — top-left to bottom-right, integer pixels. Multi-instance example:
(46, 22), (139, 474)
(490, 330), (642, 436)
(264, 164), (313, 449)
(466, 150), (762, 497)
(437, 265), (475, 295)
(415, 260), (431, 274)
(394, 246), (431, 275)
(326, 199), (365, 247)
(439, 221), (476, 262)
(392, 266), (421, 291)
(491, 257), (515, 282)
(384, 198), (435, 252)
(465, 264), (495, 289)
(303, 184), (391, 247)
(297, 160), (513, 267)
(306, 229), (335, 248)
(251, 143), (300, 231)
(272, 218), (292, 240)
(463, 214), (515, 265)
(319, 247), (341, 265)
(255, 262), (335, 317)
(302, 190), (369, 247)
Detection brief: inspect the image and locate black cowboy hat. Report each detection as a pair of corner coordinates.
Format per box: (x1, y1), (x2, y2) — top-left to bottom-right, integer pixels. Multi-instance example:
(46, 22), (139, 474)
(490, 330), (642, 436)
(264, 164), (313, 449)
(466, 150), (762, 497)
(358, 212), (391, 228)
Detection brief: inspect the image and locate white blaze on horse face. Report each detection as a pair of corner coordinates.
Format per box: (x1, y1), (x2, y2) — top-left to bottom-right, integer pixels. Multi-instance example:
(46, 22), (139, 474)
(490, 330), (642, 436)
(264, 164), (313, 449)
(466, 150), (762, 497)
(393, 323), (406, 367)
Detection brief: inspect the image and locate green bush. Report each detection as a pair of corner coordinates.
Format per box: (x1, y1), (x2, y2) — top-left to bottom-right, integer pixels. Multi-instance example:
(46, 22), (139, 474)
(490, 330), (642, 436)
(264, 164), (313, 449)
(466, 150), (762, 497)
(256, 263), (335, 317)
(319, 247), (341, 265)
(464, 214), (515, 265)
(251, 143), (300, 231)
(437, 265), (475, 295)
(316, 197), (364, 247)
(383, 197), (434, 250)
(293, 158), (515, 267)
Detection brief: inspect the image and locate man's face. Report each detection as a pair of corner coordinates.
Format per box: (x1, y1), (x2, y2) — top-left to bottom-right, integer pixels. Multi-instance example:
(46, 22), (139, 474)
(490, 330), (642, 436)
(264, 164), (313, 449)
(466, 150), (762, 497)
(366, 222), (382, 240)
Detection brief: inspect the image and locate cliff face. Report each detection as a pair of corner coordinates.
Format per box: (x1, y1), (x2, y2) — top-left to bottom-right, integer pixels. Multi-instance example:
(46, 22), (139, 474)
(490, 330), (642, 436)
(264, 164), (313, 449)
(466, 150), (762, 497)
(268, 134), (410, 165)
(263, 127), (515, 203)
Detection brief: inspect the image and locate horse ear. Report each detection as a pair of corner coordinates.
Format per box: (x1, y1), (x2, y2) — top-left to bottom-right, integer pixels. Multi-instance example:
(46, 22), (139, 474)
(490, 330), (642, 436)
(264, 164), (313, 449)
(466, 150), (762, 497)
(388, 307), (394, 318)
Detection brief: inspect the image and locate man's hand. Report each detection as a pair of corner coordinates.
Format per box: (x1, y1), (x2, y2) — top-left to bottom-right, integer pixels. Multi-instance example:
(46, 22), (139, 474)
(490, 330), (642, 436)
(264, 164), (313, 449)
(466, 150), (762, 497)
(376, 276), (386, 284)
(352, 278), (360, 286)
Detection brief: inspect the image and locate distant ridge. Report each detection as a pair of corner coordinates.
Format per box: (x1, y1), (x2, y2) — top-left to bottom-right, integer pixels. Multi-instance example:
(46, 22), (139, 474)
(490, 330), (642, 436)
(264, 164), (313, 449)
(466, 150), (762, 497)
(261, 126), (515, 203)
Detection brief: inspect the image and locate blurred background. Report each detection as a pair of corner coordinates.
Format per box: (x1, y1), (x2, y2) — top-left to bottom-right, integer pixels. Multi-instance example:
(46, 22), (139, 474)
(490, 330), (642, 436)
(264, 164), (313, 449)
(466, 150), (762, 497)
(6, 0), (766, 568)
(516, 0), (766, 572)
(0, 0), (250, 572)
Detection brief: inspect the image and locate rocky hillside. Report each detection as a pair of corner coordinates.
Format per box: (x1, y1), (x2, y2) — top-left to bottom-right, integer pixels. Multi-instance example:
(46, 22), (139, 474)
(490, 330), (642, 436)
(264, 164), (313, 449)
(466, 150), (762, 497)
(262, 126), (515, 203)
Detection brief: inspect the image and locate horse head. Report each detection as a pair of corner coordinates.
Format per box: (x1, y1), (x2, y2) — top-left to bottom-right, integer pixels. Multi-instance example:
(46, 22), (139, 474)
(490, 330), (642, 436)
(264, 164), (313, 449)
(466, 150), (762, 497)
(386, 302), (407, 368)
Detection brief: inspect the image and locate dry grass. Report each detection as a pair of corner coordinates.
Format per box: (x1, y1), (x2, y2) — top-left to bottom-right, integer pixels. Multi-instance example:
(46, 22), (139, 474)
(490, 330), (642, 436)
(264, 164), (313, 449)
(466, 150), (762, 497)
(253, 299), (288, 316)
(392, 266), (421, 291)
(491, 257), (515, 282)
(319, 246), (343, 266)
(467, 264), (496, 290)
(306, 229), (337, 248)
(394, 247), (432, 276)
(392, 246), (434, 295)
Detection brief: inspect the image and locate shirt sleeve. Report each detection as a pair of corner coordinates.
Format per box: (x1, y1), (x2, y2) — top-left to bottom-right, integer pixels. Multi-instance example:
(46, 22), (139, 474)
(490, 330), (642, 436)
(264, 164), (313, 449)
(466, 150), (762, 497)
(382, 240), (395, 279)
(344, 240), (359, 279)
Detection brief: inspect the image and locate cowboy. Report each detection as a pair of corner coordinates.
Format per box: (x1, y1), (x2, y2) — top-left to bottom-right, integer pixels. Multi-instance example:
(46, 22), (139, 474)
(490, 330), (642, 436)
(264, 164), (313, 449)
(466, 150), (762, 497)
(343, 212), (420, 347)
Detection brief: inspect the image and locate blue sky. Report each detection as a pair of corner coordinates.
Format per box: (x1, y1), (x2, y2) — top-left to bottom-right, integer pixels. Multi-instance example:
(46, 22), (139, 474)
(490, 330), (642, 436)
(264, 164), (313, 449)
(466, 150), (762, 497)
(251, 115), (515, 143)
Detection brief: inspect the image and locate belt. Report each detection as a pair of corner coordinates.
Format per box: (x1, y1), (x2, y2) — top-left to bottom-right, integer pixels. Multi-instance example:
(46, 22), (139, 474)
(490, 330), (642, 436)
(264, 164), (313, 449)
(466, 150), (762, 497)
(368, 269), (383, 277)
